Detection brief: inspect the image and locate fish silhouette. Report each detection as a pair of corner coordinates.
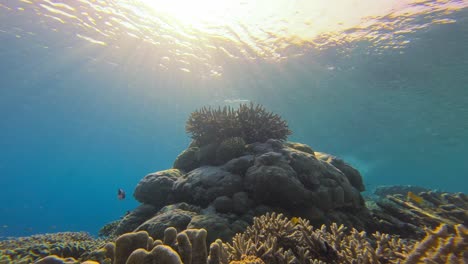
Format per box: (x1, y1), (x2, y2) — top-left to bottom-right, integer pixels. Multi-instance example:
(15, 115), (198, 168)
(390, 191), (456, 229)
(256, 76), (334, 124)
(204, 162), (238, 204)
(407, 191), (424, 204)
(118, 188), (126, 200)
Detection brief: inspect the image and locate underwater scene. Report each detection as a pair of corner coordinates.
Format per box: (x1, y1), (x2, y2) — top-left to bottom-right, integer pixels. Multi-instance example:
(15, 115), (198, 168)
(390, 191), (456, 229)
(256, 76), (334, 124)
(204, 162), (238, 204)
(1, 0), (468, 263)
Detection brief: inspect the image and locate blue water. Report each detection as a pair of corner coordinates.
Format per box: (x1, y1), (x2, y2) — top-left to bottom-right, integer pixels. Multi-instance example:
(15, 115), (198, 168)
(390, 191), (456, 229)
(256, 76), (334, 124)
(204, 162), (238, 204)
(1, 1), (467, 238)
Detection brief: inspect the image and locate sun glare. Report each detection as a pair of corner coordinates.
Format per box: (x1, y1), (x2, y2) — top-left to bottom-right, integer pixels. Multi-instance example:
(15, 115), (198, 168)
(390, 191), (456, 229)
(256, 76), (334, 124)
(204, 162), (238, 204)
(3, 0), (466, 76)
(129, 0), (413, 44)
(138, 0), (238, 28)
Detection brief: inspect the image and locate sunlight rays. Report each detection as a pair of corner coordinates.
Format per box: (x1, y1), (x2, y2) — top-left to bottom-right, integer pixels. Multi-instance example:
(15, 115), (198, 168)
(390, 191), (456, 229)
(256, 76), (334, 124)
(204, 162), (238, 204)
(1, 0), (466, 77)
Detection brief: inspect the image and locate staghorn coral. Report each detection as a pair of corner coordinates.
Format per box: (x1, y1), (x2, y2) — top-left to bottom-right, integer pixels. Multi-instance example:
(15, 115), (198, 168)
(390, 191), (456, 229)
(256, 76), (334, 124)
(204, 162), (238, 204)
(225, 213), (338, 264)
(235, 103), (291, 144)
(225, 212), (417, 264)
(186, 103), (291, 146)
(186, 105), (239, 146)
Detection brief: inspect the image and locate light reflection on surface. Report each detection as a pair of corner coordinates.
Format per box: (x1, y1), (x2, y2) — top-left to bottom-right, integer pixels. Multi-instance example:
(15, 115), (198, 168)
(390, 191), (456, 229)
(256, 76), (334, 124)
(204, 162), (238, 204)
(0, 0), (466, 77)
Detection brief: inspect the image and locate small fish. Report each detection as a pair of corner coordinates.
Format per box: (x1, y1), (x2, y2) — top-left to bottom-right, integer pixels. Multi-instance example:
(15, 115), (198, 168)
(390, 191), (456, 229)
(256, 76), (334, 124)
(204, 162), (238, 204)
(118, 188), (126, 200)
(407, 191), (424, 204)
(291, 217), (300, 225)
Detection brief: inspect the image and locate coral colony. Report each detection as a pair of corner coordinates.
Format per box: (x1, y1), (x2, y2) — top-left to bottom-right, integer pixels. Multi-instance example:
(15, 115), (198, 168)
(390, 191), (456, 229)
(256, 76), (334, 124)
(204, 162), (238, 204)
(1, 104), (467, 263)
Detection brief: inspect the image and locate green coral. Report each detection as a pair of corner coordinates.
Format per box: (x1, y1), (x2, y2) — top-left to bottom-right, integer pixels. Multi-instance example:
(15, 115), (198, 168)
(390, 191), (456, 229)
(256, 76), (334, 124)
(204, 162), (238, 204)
(186, 103), (291, 146)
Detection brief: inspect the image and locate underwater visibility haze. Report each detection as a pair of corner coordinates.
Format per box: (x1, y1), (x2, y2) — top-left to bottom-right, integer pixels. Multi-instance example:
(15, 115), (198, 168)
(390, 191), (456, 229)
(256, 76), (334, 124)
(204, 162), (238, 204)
(0, 0), (468, 240)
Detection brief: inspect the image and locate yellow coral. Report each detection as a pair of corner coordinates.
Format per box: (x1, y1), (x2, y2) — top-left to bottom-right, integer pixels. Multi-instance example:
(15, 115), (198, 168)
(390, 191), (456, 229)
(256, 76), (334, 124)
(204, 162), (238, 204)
(230, 255), (265, 264)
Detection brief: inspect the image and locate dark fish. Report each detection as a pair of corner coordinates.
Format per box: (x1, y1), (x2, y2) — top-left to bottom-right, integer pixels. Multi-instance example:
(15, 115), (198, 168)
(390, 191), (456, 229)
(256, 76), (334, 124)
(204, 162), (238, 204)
(118, 188), (126, 200)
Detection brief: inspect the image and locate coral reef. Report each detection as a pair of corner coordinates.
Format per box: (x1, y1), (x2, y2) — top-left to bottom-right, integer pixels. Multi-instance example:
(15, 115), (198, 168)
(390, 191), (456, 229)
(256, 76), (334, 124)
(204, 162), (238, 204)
(185, 103), (291, 146)
(370, 189), (468, 239)
(315, 152), (365, 192)
(215, 137), (246, 165)
(98, 221), (119, 238)
(117, 139), (371, 244)
(32, 213), (467, 264)
(114, 104), (376, 244)
(113, 204), (160, 236)
(0, 232), (105, 263)
(225, 212), (415, 264)
(4, 103), (467, 263)
(174, 148), (202, 172)
(80, 227), (211, 264)
(373, 185), (432, 198)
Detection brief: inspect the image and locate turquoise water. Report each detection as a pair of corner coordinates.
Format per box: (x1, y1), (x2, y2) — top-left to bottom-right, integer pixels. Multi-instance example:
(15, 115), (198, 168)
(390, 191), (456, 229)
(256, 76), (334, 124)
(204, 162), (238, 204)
(0, 0), (467, 238)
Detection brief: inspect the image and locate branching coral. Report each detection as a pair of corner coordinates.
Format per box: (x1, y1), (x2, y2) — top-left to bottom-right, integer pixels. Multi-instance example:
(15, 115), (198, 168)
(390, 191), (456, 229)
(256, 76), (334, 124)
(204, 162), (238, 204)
(236, 103), (291, 144)
(226, 213), (416, 264)
(401, 224), (468, 264)
(226, 213), (467, 264)
(28, 214), (468, 264)
(225, 213), (338, 263)
(186, 103), (291, 146)
(186, 105), (241, 146)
